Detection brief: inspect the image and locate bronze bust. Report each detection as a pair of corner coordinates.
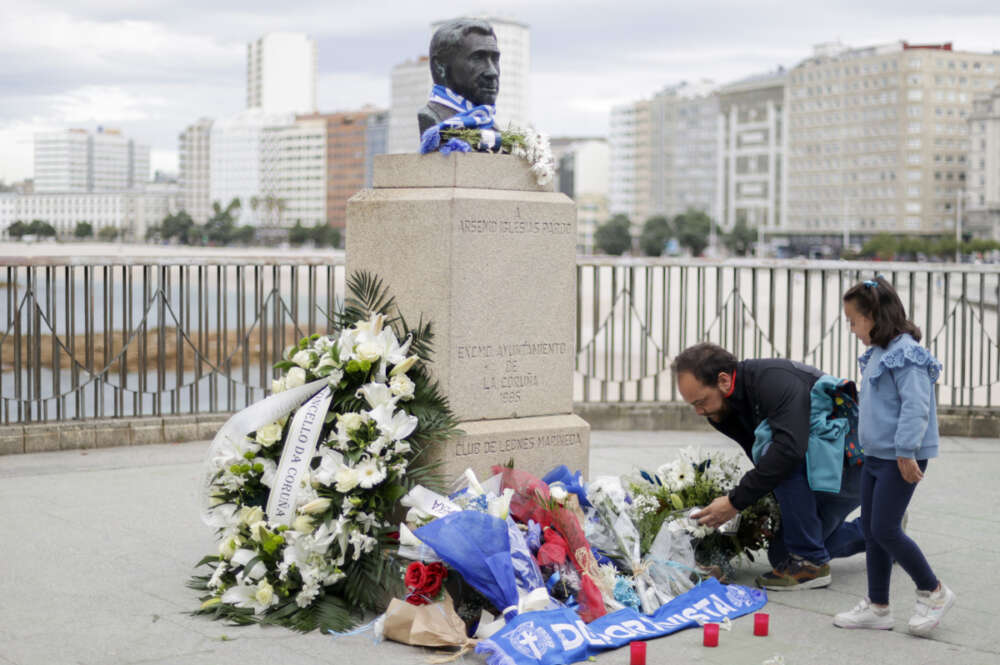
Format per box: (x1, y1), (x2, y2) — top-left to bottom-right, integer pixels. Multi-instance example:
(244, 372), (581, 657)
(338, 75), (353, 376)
(417, 19), (501, 136)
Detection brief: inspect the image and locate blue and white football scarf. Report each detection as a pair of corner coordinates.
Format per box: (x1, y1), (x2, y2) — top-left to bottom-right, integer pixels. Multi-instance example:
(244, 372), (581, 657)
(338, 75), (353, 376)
(419, 84), (501, 154)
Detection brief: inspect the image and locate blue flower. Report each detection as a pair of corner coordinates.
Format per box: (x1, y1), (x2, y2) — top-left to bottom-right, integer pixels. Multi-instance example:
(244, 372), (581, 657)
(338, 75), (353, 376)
(419, 126), (441, 154)
(542, 465), (592, 508)
(614, 577), (641, 611)
(439, 137), (472, 155)
(525, 519), (542, 553)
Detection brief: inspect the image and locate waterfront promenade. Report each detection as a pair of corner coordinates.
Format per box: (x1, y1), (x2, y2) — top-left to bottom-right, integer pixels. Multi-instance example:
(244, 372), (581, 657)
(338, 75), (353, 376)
(1, 429), (997, 665)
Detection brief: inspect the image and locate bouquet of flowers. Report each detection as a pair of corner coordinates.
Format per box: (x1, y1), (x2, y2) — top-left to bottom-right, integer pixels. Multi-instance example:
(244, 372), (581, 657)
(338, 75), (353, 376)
(429, 124), (556, 186)
(190, 273), (458, 632)
(625, 447), (781, 580)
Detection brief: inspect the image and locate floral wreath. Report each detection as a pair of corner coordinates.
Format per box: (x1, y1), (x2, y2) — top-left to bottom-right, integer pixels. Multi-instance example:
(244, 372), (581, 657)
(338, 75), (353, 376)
(190, 273), (458, 632)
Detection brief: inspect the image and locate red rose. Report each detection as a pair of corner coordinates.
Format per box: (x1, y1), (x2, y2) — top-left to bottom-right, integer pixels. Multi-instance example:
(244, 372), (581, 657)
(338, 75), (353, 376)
(404, 562), (427, 592)
(421, 562), (448, 597)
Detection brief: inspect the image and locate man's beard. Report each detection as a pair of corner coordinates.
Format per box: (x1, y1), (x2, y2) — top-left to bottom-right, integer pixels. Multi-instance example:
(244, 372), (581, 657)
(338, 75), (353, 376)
(705, 402), (730, 422)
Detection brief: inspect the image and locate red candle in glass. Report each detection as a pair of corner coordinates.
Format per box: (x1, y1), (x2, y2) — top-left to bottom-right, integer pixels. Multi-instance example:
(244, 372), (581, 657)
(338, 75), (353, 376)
(630, 640), (646, 665)
(754, 613), (769, 636)
(703, 622), (719, 647)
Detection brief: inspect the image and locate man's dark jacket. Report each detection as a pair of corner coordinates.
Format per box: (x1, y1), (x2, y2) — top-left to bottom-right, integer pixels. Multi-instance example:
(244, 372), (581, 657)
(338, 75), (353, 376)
(709, 358), (825, 509)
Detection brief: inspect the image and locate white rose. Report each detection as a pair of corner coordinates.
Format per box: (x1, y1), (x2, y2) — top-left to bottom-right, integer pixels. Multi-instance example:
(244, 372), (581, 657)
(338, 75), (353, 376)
(389, 374), (415, 399)
(255, 423), (283, 447)
(285, 367), (307, 389)
(239, 505), (264, 526)
(356, 341), (382, 363)
(249, 520), (268, 542)
(339, 412), (364, 433)
(292, 515), (314, 533)
(291, 350), (313, 369)
(334, 466), (360, 493)
(255, 579), (275, 606)
(299, 498), (332, 515)
(218, 536), (240, 560)
(271, 377), (286, 394)
(550, 486), (569, 504)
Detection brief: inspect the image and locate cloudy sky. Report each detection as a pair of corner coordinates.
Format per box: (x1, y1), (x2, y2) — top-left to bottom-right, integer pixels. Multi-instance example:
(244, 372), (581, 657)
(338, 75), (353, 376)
(2, 0), (1000, 183)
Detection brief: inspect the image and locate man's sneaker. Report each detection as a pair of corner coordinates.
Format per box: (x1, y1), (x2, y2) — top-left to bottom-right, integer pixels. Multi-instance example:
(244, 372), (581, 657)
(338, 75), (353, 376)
(755, 558), (831, 591)
(908, 583), (955, 636)
(833, 597), (894, 629)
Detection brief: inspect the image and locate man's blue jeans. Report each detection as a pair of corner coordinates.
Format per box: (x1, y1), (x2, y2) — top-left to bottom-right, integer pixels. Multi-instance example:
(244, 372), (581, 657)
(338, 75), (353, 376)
(767, 460), (865, 567)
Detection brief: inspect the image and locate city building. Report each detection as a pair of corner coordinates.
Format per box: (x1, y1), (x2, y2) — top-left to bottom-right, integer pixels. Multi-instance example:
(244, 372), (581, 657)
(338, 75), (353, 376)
(388, 16), (530, 154)
(178, 118), (213, 224)
(716, 69), (787, 243)
(34, 128), (149, 193)
(247, 33), (317, 115)
(650, 81), (720, 222)
(0, 187), (180, 240)
(209, 110), (295, 226)
(364, 111), (390, 187)
(263, 115), (328, 228)
(608, 99), (653, 227)
(554, 138), (610, 253)
(387, 56), (431, 154)
(967, 85), (1000, 239)
(321, 108), (387, 230)
(783, 40), (1000, 246)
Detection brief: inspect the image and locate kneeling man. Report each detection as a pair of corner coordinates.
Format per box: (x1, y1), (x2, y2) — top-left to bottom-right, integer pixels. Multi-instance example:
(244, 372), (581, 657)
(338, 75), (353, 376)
(674, 343), (865, 591)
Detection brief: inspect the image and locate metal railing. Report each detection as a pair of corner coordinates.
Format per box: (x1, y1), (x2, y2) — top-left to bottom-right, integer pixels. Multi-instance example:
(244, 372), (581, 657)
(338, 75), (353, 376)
(3, 254), (1000, 424)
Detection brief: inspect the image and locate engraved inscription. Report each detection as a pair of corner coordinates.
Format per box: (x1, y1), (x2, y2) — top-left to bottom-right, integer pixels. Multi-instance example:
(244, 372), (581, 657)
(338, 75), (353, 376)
(455, 340), (570, 405)
(459, 218), (573, 235)
(454, 432), (583, 457)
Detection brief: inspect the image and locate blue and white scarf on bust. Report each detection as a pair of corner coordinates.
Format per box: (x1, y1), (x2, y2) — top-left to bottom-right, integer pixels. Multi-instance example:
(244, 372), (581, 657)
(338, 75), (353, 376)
(419, 84), (502, 155)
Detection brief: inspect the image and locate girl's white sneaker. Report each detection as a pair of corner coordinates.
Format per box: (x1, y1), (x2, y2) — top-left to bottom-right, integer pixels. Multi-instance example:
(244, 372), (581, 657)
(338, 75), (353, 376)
(833, 597), (894, 629)
(908, 583), (955, 637)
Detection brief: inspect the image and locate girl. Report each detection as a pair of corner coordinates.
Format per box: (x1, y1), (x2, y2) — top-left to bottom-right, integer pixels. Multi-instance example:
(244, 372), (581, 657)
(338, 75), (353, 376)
(834, 275), (954, 636)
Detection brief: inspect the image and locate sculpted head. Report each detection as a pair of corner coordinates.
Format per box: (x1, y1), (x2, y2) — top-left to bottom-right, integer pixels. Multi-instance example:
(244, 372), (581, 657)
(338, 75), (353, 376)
(429, 19), (500, 106)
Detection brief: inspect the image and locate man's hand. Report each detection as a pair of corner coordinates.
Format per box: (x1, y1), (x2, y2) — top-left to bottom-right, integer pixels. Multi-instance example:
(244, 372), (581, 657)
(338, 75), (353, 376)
(897, 457), (924, 484)
(692, 496), (739, 528)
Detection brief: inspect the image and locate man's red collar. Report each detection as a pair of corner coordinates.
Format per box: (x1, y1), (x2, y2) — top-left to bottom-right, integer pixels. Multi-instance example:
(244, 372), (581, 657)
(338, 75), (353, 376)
(723, 370), (737, 398)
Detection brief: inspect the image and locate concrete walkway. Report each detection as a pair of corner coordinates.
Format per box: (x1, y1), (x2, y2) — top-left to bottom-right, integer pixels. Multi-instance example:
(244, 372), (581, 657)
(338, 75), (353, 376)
(1, 431), (997, 665)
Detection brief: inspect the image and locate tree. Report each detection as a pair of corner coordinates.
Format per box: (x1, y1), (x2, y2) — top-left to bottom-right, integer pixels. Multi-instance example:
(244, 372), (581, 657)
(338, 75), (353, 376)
(6, 221), (28, 239)
(673, 209), (713, 257)
(860, 233), (900, 260)
(288, 221), (310, 245)
(312, 224), (341, 248)
(723, 217), (757, 257)
(74, 221), (94, 239)
(594, 214), (632, 256)
(97, 226), (119, 241)
(639, 215), (672, 256)
(25, 219), (56, 237)
(202, 199), (241, 245)
(232, 225), (256, 245)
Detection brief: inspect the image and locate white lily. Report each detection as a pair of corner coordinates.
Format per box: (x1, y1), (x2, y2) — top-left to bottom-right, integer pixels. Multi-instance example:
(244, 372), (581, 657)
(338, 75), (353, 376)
(369, 402), (418, 441)
(313, 448), (345, 486)
(231, 548), (268, 582)
(222, 578), (278, 615)
(356, 382), (396, 409)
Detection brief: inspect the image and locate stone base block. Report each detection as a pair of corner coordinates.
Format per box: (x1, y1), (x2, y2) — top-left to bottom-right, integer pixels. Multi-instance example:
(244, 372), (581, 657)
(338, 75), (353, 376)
(196, 414), (229, 440)
(0, 426), (24, 455)
(59, 423), (96, 450)
(130, 417), (164, 446)
(428, 414), (590, 484)
(163, 415), (199, 444)
(22, 424), (59, 453)
(94, 420), (130, 448)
